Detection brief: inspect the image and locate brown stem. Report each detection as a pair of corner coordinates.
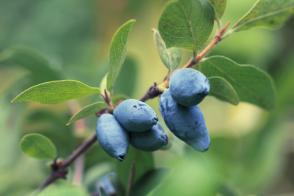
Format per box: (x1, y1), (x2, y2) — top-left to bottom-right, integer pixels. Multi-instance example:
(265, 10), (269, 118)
(186, 22), (230, 68)
(37, 22), (231, 191)
(126, 162), (136, 196)
(62, 135), (97, 168)
(140, 83), (162, 102)
(38, 134), (97, 191)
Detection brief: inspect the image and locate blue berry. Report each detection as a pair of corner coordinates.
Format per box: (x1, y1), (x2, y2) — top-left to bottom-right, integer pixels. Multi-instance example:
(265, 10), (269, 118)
(130, 123), (168, 151)
(113, 99), (158, 132)
(159, 89), (210, 151)
(96, 114), (129, 160)
(169, 68), (210, 106)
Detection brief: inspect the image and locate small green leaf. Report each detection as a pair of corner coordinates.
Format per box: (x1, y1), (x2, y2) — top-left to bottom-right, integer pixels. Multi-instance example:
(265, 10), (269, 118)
(67, 102), (107, 125)
(12, 80), (100, 104)
(199, 56), (276, 110)
(131, 168), (168, 196)
(209, 76), (239, 105)
(107, 19), (136, 90)
(158, 0), (215, 51)
(20, 133), (57, 160)
(100, 74), (108, 93)
(153, 29), (182, 71)
(209, 0), (227, 19)
(233, 0), (294, 31)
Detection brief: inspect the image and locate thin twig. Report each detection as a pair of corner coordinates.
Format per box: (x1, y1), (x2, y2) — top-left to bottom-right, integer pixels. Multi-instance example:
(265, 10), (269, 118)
(62, 135), (97, 168)
(126, 162), (136, 196)
(140, 83), (162, 102)
(38, 134), (97, 191)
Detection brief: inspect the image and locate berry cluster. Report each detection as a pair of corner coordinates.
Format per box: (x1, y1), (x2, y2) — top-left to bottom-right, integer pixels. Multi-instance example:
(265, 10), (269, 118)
(96, 68), (210, 160)
(96, 99), (168, 161)
(160, 68), (210, 152)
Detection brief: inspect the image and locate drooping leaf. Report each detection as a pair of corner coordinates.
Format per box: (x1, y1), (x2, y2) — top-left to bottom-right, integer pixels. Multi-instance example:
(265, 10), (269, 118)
(149, 158), (219, 196)
(116, 147), (154, 190)
(209, 0), (227, 19)
(20, 133), (57, 160)
(233, 0), (294, 31)
(131, 168), (168, 196)
(12, 80), (100, 104)
(107, 19), (136, 90)
(0, 47), (61, 82)
(158, 0), (215, 51)
(153, 29), (182, 71)
(208, 76), (239, 105)
(67, 102), (107, 125)
(199, 56), (276, 109)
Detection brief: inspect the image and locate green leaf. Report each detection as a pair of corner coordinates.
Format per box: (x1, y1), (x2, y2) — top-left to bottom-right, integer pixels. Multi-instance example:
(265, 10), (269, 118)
(20, 133), (57, 160)
(153, 29), (182, 71)
(131, 168), (168, 196)
(149, 158), (219, 196)
(0, 47), (61, 82)
(199, 56), (276, 109)
(12, 80), (100, 104)
(114, 56), (139, 96)
(116, 147), (154, 189)
(100, 74), (108, 94)
(158, 0), (215, 51)
(67, 102), (107, 125)
(209, 0), (227, 19)
(107, 19), (136, 90)
(209, 76), (239, 105)
(233, 0), (294, 31)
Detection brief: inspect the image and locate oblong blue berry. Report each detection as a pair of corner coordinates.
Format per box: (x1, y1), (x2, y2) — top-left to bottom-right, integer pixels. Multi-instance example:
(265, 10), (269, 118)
(96, 114), (129, 160)
(113, 99), (158, 132)
(169, 68), (210, 106)
(130, 123), (168, 151)
(159, 89), (210, 151)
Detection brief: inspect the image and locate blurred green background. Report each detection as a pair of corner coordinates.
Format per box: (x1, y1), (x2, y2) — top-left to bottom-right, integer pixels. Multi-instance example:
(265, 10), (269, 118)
(0, 0), (294, 195)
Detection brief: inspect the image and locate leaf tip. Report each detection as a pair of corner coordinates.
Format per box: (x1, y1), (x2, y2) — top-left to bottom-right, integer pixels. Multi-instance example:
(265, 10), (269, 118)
(11, 96), (20, 104)
(66, 119), (74, 126)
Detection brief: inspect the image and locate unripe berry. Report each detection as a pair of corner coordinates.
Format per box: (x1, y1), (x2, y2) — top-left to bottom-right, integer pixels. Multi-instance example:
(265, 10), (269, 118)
(114, 99), (158, 132)
(98, 173), (117, 196)
(169, 68), (210, 106)
(160, 90), (210, 151)
(130, 123), (168, 151)
(96, 114), (129, 161)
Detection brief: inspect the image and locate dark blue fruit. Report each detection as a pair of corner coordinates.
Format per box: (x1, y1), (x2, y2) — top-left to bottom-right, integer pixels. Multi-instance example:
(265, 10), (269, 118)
(159, 89), (210, 151)
(113, 99), (158, 132)
(130, 123), (168, 151)
(169, 68), (210, 106)
(96, 114), (129, 160)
